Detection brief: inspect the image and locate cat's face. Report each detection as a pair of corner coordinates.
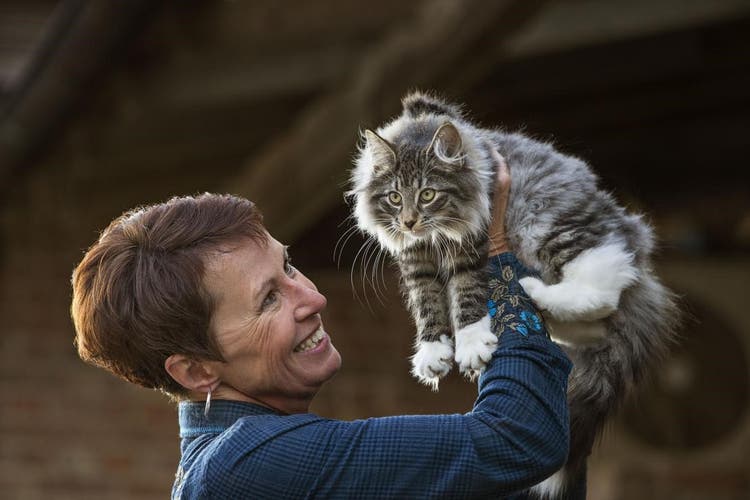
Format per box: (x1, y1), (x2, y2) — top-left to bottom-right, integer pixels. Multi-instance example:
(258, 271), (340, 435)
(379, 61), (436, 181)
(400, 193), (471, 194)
(351, 122), (489, 254)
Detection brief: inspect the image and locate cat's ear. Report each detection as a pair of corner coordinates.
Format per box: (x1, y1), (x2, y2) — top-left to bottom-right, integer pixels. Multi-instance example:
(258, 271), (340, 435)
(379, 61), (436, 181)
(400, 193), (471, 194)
(364, 130), (396, 174)
(429, 122), (463, 167)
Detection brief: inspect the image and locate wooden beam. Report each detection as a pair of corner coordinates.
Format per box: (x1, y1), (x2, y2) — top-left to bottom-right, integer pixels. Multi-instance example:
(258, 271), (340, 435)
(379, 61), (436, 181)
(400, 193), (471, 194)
(464, 15), (750, 132)
(224, 0), (548, 242)
(142, 45), (363, 107)
(444, 0), (750, 96)
(502, 0), (750, 60)
(179, 0), (422, 52)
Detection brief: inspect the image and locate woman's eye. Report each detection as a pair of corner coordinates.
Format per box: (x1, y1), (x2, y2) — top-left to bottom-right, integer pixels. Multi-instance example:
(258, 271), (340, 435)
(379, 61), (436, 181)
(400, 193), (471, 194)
(388, 191), (402, 204)
(420, 189), (435, 202)
(283, 247), (296, 277)
(284, 259), (296, 277)
(261, 290), (277, 310)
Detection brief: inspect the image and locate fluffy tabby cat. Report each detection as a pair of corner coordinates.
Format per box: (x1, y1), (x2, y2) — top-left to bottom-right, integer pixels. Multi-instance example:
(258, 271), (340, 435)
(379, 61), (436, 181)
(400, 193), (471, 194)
(347, 91), (680, 498)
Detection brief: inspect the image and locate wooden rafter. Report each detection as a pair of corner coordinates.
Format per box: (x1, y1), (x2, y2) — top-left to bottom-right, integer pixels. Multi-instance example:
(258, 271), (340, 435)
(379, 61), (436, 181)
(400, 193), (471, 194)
(224, 0), (549, 242)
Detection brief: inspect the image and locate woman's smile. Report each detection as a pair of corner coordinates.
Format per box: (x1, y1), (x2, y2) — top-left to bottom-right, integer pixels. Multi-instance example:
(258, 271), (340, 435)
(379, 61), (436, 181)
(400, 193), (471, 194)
(294, 325), (329, 353)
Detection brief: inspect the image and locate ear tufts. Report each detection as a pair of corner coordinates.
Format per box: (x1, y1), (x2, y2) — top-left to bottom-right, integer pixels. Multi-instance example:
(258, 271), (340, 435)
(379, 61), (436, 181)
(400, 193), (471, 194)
(429, 122), (463, 167)
(365, 129), (397, 174)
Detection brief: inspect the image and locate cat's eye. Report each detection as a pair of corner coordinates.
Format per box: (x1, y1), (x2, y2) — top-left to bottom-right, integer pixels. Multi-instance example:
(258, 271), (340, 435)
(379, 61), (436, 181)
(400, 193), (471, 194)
(388, 192), (402, 205)
(419, 189), (436, 203)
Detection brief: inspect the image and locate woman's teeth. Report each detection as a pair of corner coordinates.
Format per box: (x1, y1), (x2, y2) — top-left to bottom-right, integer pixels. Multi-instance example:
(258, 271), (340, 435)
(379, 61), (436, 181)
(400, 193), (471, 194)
(294, 327), (325, 352)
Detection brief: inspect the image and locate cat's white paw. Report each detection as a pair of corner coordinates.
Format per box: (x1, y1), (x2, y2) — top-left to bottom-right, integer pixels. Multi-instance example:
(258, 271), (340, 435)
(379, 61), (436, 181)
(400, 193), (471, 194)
(454, 316), (497, 381)
(411, 335), (454, 391)
(519, 276), (546, 302)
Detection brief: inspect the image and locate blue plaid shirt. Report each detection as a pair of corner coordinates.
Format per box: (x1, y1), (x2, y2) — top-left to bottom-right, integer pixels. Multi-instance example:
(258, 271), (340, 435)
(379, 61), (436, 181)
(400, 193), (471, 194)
(173, 253), (575, 499)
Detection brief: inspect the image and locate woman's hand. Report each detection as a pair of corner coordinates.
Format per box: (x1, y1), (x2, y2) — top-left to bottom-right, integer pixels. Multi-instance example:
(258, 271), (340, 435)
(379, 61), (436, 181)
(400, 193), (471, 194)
(487, 148), (511, 256)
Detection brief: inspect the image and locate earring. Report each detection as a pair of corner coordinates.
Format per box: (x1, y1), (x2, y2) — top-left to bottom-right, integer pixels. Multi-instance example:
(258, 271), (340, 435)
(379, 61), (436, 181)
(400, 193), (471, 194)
(204, 387), (212, 418)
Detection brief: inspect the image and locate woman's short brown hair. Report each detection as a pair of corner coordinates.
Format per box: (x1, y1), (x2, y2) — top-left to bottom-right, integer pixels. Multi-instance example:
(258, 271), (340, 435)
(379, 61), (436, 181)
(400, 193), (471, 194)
(71, 193), (266, 400)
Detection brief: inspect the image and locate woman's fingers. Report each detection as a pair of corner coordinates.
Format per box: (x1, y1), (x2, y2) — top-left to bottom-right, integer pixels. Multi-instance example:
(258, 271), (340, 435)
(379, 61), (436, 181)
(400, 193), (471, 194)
(488, 148), (511, 256)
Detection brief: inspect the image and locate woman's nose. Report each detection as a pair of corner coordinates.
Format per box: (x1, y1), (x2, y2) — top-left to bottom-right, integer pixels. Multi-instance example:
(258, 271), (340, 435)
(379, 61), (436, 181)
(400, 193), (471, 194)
(293, 280), (327, 321)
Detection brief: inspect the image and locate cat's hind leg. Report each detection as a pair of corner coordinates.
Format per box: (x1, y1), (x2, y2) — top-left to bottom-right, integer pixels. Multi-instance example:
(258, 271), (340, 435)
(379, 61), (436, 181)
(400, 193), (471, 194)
(519, 242), (637, 325)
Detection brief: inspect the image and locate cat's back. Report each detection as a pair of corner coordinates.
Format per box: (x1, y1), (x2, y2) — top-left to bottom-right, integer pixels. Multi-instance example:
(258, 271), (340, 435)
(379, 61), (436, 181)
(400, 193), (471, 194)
(490, 131), (598, 193)
(487, 130), (643, 274)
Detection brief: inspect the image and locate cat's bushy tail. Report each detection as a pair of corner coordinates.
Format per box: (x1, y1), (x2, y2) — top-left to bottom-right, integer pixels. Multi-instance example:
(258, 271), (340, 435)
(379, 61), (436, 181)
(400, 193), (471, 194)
(535, 272), (681, 498)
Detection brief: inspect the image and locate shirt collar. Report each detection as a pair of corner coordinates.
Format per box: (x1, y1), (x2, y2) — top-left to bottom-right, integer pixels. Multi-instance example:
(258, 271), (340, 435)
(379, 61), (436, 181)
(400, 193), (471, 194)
(178, 399), (278, 438)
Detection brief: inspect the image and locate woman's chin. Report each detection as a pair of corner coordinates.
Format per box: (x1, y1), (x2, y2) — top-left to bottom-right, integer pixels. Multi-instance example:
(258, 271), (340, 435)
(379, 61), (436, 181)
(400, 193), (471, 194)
(306, 339), (342, 385)
(323, 345), (342, 379)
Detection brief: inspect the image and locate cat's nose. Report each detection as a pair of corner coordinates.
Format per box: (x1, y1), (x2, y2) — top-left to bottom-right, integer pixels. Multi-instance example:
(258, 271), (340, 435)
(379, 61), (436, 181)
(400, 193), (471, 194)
(404, 219), (416, 229)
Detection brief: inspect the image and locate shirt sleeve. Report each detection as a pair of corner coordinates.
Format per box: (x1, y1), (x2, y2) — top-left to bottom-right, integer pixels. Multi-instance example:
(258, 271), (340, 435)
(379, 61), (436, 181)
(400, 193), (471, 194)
(203, 253), (572, 500)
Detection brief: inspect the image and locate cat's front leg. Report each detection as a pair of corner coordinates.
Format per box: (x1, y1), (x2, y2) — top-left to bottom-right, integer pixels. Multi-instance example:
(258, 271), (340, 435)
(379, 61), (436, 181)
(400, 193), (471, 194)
(399, 248), (454, 390)
(448, 254), (497, 381)
(454, 316), (495, 381)
(410, 334), (454, 390)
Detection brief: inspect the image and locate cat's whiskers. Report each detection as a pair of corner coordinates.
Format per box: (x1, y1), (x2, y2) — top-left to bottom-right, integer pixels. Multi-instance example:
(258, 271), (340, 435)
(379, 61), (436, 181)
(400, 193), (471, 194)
(430, 217), (487, 263)
(355, 219), (401, 307)
(374, 244), (390, 299)
(370, 244), (384, 298)
(334, 224), (362, 268)
(336, 216), (394, 307)
(425, 223), (458, 266)
(377, 225), (398, 291)
(362, 236), (387, 306)
(350, 237), (381, 312)
(438, 216), (487, 238)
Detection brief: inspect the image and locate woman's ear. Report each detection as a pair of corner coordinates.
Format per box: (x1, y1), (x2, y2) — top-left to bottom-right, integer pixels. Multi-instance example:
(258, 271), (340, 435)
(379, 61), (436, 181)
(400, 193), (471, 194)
(164, 354), (219, 394)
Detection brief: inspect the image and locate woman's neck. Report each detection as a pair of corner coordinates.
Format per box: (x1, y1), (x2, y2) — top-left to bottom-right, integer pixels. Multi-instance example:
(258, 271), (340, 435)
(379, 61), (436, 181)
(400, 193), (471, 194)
(190, 384), (313, 415)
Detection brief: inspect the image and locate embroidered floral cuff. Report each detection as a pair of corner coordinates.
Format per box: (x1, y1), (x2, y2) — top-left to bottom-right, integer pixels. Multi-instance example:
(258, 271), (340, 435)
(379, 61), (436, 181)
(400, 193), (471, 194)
(486, 252), (549, 339)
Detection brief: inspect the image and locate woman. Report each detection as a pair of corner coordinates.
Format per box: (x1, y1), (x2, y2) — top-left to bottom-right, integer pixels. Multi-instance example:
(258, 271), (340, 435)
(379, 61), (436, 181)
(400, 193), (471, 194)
(71, 152), (573, 499)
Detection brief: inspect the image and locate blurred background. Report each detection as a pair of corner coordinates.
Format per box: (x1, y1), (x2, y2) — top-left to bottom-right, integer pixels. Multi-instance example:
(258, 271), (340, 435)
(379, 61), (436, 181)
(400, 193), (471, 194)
(1, 0), (749, 498)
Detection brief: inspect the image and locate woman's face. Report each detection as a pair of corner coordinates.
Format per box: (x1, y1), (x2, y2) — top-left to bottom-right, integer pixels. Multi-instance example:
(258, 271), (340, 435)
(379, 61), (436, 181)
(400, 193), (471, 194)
(203, 234), (341, 413)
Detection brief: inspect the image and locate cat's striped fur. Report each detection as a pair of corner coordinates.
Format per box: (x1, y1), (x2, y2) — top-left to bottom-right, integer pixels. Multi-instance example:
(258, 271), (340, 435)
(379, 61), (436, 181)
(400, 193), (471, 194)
(348, 91), (680, 498)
